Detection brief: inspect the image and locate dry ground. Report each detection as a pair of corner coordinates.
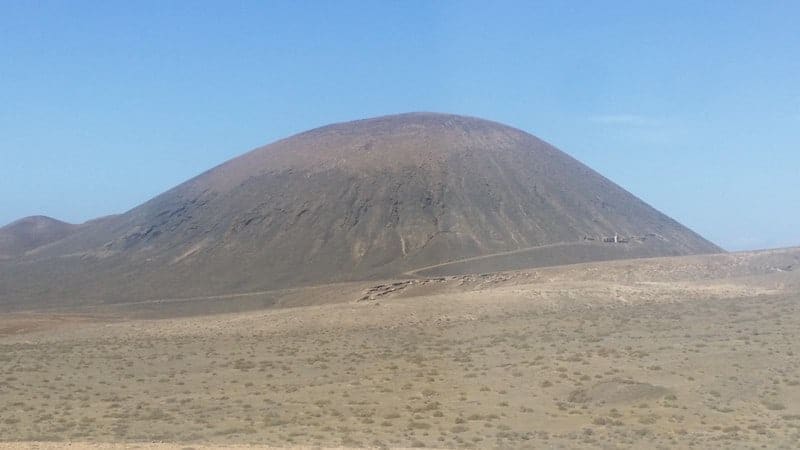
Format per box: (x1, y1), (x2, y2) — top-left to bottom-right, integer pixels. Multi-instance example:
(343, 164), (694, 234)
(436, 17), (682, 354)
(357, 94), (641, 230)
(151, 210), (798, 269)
(1, 248), (799, 449)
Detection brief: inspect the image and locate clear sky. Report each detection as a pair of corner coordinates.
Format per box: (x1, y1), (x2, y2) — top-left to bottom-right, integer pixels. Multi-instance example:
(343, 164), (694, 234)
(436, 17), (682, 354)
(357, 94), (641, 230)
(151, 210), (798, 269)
(2, 1), (798, 251)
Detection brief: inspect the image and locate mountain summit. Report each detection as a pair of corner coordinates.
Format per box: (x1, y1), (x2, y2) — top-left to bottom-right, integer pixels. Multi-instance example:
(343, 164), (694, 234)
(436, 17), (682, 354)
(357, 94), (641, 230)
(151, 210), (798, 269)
(0, 216), (78, 260)
(0, 113), (721, 309)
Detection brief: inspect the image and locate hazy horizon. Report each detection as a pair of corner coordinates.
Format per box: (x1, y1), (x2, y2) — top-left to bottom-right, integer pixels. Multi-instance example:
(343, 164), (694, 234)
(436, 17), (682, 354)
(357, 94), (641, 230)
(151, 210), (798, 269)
(2, 1), (798, 251)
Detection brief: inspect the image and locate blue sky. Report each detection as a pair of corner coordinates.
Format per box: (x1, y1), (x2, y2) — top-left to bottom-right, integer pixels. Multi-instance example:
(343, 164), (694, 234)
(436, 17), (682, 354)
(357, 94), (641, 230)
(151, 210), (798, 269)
(1, 1), (798, 250)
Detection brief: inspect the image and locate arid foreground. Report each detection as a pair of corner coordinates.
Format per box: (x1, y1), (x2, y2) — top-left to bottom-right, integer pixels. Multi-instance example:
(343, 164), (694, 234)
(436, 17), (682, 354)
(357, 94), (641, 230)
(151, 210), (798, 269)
(1, 248), (799, 449)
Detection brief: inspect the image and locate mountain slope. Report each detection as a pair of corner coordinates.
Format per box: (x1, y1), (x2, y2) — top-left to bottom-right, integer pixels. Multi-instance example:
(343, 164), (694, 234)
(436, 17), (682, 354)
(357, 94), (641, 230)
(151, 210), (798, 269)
(0, 113), (721, 310)
(0, 216), (78, 260)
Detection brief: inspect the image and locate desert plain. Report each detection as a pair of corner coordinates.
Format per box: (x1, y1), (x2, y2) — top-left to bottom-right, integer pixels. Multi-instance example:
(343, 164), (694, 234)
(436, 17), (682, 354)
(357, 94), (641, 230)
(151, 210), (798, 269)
(1, 248), (799, 449)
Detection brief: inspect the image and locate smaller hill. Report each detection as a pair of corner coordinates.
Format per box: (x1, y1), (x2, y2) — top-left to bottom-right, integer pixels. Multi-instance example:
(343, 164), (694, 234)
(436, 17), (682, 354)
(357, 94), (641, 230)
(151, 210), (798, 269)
(0, 216), (78, 259)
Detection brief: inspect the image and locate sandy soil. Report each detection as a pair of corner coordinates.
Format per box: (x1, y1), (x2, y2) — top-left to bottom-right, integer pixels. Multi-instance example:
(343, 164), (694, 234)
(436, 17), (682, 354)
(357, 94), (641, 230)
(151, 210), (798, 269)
(1, 248), (798, 449)
(0, 444), (443, 450)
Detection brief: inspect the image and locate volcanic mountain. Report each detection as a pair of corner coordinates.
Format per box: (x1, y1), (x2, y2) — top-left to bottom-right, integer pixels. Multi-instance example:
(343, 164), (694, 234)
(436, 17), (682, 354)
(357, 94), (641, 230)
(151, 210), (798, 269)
(0, 216), (78, 260)
(0, 113), (721, 310)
